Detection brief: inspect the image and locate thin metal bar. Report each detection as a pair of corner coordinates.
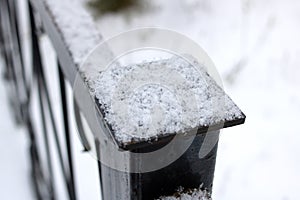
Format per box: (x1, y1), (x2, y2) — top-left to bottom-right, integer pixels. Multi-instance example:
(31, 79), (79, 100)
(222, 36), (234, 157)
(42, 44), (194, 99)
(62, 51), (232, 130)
(1, 0), (49, 199)
(9, 0), (24, 66)
(0, 1), (3, 56)
(95, 139), (104, 200)
(0, 1), (10, 79)
(29, 3), (55, 199)
(29, 2), (75, 199)
(58, 62), (77, 200)
(39, 64), (74, 199)
(0, 0), (27, 124)
(37, 69), (56, 200)
(73, 99), (91, 152)
(8, 0), (30, 97)
(6, 0), (27, 107)
(24, 98), (48, 200)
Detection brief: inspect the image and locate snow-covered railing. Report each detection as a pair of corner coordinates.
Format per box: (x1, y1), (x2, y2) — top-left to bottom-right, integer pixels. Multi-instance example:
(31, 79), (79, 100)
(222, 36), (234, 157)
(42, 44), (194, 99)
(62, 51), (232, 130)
(0, 0), (246, 199)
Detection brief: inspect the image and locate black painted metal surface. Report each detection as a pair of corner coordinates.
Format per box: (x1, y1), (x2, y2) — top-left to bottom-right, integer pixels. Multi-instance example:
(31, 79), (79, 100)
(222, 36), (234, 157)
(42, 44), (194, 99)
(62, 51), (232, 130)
(135, 133), (218, 199)
(96, 131), (219, 200)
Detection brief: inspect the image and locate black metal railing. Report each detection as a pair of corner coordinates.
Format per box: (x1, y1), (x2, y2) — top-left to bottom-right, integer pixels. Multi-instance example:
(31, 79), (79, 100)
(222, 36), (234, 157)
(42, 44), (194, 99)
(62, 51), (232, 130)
(0, 0), (246, 200)
(1, 0), (78, 199)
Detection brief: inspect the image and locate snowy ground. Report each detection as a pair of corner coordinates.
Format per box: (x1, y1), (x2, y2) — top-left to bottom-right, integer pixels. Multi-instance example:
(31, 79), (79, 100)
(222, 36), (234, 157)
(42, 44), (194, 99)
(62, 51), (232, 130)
(1, 0), (300, 199)
(0, 60), (34, 199)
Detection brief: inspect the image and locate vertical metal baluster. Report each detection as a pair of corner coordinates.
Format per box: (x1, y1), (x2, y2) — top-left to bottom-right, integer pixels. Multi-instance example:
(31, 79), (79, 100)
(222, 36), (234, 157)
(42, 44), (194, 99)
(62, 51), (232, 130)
(95, 139), (104, 200)
(0, 0), (9, 77)
(6, 0), (28, 121)
(29, 2), (77, 199)
(29, 3), (56, 200)
(9, 0), (29, 97)
(1, 0), (23, 124)
(0, 0), (3, 56)
(37, 67), (56, 200)
(2, 0), (50, 199)
(73, 100), (91, 152)
(38, 62), (74, 199)
(58, 63), (77, 200)
(29, 3), (76, 199)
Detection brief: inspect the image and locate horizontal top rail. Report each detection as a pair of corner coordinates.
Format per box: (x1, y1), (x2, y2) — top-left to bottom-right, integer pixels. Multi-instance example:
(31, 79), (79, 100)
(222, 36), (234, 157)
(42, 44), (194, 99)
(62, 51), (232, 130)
(30, 0), (245, 150)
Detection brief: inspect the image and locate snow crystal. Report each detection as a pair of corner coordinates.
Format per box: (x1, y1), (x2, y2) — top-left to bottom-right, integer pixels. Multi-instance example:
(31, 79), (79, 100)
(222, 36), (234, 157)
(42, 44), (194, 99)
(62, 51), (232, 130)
(157, 187), (212, 200)
(42, 0), (244, 144)
(88, 55), (244, 144)
(43, 0), (102, 65)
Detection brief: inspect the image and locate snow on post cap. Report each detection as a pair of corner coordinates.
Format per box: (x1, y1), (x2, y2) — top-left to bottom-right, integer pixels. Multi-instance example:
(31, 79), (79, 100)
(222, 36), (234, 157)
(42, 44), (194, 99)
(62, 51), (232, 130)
(87, 55), (245, 148)
(156, 187), (212, 200)
(41, 0), (245, 149)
